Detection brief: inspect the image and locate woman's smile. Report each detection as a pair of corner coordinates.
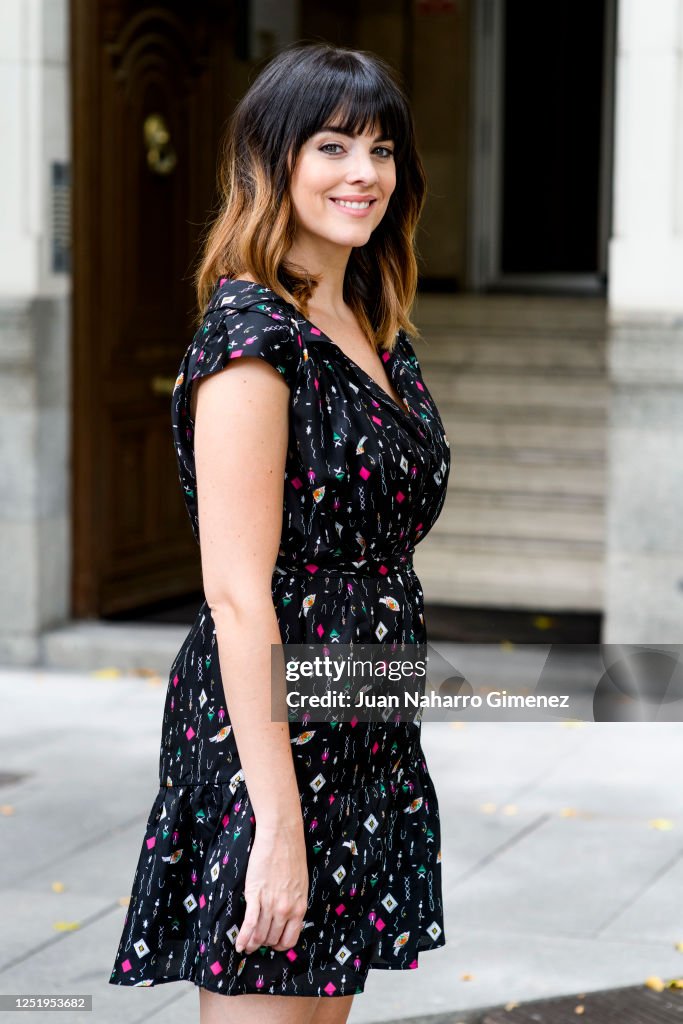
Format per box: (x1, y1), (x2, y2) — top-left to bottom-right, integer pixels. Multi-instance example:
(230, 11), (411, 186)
(328, 196), (377, 217)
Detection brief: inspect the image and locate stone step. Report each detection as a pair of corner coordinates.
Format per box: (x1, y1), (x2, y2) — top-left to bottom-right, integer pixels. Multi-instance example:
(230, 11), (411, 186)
(444, 452), (605, 497)
(418, 334), (606, 371)
(452, 417), (605, 453)
(414, 541), (603, 612)
(428, 371), (608, 410)
(447, 402), (605, 425)
(437, 491), (603, 543)
(413, 292), (607, 331)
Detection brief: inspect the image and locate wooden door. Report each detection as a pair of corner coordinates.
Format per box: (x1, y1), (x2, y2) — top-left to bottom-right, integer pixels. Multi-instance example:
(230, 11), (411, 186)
(71, 0), (249, 616)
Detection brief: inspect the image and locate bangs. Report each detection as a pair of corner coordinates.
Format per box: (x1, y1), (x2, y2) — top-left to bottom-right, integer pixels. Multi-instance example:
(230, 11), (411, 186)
(291, 55), (411, 157)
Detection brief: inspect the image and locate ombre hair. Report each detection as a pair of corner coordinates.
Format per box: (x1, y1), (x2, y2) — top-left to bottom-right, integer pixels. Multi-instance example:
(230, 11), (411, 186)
(193, 41), (427, 352)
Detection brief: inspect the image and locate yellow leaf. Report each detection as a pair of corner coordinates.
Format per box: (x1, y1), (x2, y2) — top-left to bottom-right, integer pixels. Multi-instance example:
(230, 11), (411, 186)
(560, 807), (579, 817)
(505, 1001), (519, 1010)
(91, 668), (121, 679)
(645, 976), (665, 991)
(480, 803), (497, 814)
(0, 805), (15, 816)
(649, 819), (674, 831)
(449, 722), (465, 730)
(533, 616), (555, 630)
(500, 641), (515, 651)
(668, 978), (683, 989)
(461, 972), (474, 981)
(502, 804), (518, 816)
(675, 942), (683, 952)
(51, 881), (65, 893)
(53, 921), (81, 932)
(118, 896), (131, 907)
(574, 1006), (585, 1015)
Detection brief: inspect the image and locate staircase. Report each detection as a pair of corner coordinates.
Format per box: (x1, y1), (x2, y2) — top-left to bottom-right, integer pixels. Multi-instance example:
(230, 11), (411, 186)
(411, 293), (608, 612)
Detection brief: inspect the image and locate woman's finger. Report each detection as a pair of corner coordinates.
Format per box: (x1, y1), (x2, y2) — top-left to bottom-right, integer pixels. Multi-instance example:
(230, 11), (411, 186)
(272, 917), (304, 951)
(263, 913), (288, 949)
(235, 894), (261, 953)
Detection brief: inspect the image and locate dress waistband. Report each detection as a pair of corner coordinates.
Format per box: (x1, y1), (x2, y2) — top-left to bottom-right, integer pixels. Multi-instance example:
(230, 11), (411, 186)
(273, 553), (416, 578)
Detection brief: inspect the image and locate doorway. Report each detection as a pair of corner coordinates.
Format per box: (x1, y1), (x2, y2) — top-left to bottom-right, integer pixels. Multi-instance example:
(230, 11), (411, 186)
(468, 0), (617, 292)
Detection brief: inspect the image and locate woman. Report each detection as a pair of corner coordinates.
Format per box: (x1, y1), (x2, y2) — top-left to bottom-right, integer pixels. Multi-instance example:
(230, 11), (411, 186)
(109, 41), (450, 1024)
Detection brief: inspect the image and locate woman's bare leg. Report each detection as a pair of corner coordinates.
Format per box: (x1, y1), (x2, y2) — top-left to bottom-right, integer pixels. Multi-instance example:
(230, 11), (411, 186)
(309, 994), (355, 1024)
(198, 988), (320, 1024)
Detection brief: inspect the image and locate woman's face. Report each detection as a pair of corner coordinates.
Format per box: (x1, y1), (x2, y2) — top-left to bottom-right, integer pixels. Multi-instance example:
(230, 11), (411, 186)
(288, 121), (396, 252)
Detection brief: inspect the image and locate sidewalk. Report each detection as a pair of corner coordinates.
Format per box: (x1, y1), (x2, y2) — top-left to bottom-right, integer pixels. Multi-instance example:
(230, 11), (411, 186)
(1, 656), (682, 1023)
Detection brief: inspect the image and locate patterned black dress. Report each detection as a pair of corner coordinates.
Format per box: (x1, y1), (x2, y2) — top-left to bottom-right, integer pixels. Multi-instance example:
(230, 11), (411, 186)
(109, 277), (451, 998)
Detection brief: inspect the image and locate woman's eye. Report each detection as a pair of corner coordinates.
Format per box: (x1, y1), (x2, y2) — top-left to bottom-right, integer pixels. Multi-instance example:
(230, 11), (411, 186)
(319, 143), (394, 158)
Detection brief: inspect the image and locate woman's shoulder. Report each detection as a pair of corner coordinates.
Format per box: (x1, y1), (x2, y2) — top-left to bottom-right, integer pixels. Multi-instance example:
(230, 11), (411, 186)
(176, 278), (303, 401)
(204, 276), (296, 323)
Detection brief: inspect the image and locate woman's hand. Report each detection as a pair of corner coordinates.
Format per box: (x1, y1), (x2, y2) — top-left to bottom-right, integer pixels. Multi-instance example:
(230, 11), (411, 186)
(235, 820), (309, 954)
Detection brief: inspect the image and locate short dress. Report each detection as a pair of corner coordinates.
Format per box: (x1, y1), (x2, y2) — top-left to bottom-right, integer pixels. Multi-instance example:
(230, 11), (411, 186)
(109, 277), (451, 998)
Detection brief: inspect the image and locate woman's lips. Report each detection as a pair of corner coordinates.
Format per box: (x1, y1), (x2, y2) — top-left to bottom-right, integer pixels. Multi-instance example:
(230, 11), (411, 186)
(328, 198), (377, 217)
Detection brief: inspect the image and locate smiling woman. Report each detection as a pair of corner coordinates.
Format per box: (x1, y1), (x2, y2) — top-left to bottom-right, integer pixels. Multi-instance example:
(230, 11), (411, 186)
(108, 41), (449, 1024)
(193, 43), (426, 354)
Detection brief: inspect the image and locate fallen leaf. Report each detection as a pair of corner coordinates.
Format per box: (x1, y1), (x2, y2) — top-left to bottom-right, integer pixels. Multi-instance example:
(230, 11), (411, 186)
(91, 668), (121, 679)
(461, 972), (474, 981)
(118, 896), (131, 907)
(649, 819), (674, 831)
(560, 808), (579, 817)
(500, 641), (515, 652)
(675, 942), (683, 952)
(532, 616), (555, 630)
(645, 975), (665, 991)
(668, 979), (683, 989)
(502, 804), (518, 816)
(51, 881), (65, 893)
(53, 921), (81, 932)
(504, 1001), (519, 1010)
(480, 803), (497, 814)
(0, 805), (15, 816)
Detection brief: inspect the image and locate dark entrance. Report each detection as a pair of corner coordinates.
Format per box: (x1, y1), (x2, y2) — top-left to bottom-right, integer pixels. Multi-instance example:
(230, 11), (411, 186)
(500, 0), (609, 278)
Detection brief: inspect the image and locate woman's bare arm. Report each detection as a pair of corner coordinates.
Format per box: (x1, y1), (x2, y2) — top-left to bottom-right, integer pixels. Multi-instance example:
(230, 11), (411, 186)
(192, 357), (307, 953)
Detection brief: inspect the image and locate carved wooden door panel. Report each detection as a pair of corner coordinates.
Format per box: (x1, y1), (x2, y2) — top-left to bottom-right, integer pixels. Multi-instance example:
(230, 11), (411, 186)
(72, 1), (249, 615)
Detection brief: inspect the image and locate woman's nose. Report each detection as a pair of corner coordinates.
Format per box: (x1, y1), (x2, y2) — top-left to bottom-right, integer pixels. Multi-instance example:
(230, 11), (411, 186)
(345, 152), (380, 184)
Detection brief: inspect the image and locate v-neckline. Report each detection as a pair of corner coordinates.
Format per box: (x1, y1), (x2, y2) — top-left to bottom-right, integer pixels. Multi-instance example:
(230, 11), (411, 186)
(213, 277), (415, 423)
(301, 320), (414, 423)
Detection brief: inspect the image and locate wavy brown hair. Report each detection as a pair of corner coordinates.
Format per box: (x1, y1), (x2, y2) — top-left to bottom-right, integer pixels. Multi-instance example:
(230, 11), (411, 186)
(194, 41), (427, 352)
